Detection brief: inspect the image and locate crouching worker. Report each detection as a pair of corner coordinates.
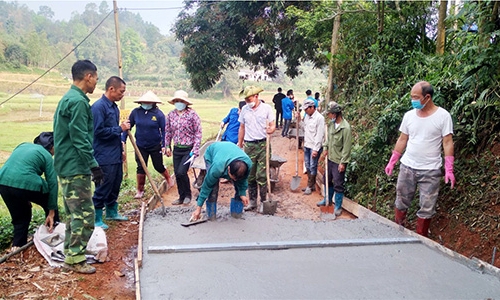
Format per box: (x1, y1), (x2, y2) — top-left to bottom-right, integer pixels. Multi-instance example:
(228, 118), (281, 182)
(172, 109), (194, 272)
(0, 132), (60, 251)
(190, 142), (252, 221)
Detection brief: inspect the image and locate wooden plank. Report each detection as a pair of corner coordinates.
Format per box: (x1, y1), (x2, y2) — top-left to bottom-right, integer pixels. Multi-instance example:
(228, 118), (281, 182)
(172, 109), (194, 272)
(137, 202), (146, 267)
(148, 237), (420, 254)
(134, 258), (141, 300)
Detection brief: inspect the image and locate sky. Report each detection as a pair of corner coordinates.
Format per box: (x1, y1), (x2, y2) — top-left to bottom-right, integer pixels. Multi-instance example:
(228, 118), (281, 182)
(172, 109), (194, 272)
(18, 0), (184, 35)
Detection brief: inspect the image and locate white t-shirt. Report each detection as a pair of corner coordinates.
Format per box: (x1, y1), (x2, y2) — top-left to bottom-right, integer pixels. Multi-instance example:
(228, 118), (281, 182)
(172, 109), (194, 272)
(238, 102), (275, 141)
(400, 107), (453, 170)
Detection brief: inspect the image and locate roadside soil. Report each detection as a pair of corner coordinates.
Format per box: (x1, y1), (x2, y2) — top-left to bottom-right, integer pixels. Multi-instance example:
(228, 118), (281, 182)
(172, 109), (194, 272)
(0, 130), (497, 299)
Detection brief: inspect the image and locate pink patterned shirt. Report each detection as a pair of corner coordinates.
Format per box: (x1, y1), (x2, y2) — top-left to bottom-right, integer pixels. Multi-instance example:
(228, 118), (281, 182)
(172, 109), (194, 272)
(165, 108), (202, 156)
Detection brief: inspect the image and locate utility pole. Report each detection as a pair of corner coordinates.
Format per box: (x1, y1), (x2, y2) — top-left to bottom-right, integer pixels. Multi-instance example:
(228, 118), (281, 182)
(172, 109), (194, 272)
(113, 0), (128, 176)
(113, 0), (123, 108)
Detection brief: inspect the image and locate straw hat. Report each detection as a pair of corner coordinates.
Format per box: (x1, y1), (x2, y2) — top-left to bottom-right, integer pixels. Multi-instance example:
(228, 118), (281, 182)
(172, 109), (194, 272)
(133, 91), (162, 103)
(239, 86), (263, 99)
(168, 90), (192, 105)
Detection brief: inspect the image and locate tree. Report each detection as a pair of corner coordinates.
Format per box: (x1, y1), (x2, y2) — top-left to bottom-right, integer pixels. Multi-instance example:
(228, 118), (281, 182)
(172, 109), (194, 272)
(436, 0), (447, 54)
(37, 5), (54, 19)
(121, 28), (145, 76)
(174, 1), (319, 93)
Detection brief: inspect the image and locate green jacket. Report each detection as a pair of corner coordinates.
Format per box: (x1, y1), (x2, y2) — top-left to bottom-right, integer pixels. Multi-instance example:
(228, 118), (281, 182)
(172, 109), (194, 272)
(197, 142), (252, 206)
(324, 118), (353, 165)
(53, 85), (98, 177)
(0, 143), (58, 210)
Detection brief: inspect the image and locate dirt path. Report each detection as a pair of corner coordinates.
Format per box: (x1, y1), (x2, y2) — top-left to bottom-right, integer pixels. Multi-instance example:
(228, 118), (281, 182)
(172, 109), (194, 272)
(0, 130), (354, 299)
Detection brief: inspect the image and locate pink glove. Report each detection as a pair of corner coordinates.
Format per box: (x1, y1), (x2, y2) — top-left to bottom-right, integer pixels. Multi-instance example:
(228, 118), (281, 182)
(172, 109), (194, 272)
(444, 156), (455, 189)
(385, 150), (402, 176)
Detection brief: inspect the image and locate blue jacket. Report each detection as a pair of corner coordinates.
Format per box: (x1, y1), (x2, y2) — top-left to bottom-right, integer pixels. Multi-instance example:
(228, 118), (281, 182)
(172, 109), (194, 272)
(221, 107), (240, 144)
(197, 142), (252, 206)
(91, 95), (123, 165)
(122, 106), (166, 149)
(282, 97), (295, 120)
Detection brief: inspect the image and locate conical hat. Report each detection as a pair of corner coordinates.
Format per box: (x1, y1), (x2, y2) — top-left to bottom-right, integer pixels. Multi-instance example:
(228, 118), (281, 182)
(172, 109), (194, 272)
(133, 91), (162, 103)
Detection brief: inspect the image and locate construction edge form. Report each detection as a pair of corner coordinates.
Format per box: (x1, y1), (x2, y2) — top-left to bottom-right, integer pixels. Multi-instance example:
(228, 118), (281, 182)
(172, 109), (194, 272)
(341, 197), (500, 278)
(134, 197), (500, 300)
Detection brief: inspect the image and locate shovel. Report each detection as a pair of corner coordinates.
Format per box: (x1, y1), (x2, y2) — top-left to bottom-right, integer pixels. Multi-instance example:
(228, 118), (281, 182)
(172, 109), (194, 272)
(261, 122), (278, 215)
(215, 126), (223, 142)
(290, 114), (301, 191)
(127, 131), (166, 216)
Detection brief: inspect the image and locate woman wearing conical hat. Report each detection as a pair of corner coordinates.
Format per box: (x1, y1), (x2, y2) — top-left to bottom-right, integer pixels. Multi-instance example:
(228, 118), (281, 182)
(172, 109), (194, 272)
(122, 91), (174, 199)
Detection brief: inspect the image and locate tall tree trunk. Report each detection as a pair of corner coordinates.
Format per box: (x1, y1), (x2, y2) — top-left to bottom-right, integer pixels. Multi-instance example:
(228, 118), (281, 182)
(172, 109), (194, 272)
(377, 0), (384, 33)
(325, 0), (342, 106)
(436, 0), (447, 55)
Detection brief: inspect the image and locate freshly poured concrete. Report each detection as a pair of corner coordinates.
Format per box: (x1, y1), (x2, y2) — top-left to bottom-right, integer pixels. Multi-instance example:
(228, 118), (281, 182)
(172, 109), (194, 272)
(139, 206), (500, 299)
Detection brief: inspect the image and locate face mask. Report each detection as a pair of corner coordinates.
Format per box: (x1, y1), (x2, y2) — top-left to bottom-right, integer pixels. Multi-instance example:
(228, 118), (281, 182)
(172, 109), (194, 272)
(411, 96), (428, 110)
(330, 118), (336, 124)
(141, 103), (153, 110)
(175, 102), (186, 111)
(247, 101), (255, 108)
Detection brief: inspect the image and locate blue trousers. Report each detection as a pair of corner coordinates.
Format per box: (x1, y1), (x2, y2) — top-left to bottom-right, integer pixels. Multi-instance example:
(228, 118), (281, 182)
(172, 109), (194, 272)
(304, 147), (323, 176)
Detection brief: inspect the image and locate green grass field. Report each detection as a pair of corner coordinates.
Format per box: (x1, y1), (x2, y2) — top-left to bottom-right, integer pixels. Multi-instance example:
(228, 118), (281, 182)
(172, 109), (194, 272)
(0, 91), (237, 246)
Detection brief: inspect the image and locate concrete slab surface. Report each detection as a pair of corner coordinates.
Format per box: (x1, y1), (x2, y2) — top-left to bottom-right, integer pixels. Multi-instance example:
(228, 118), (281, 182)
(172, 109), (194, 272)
(139, 206), (500, 299)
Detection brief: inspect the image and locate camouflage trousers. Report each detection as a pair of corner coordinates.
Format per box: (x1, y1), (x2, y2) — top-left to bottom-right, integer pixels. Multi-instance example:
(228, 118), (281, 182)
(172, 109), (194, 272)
(245, 141), (270, 186)
(60, 175), (95, 265)
(395, 164), (441, 219)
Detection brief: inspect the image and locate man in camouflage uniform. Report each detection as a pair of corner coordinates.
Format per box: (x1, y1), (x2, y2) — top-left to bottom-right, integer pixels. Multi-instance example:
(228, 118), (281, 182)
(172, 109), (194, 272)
(237, 86), (276, 211)
(53, 60), (103, 274)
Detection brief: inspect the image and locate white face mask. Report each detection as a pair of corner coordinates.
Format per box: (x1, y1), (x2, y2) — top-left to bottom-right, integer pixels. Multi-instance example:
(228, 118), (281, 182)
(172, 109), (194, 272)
(175, 102), (186, 111)
(247, 101), (255, 108)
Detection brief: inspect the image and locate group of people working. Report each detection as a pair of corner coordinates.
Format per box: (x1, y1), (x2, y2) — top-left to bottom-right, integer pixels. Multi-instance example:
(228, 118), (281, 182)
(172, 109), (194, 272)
(0, 57), (455, 274)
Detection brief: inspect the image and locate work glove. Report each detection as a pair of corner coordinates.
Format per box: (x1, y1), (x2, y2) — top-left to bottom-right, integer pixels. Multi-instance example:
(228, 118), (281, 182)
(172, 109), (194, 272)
(444, 156), (455, 189)
(91, 166), (104, 185)
(385, 150), (402, 176)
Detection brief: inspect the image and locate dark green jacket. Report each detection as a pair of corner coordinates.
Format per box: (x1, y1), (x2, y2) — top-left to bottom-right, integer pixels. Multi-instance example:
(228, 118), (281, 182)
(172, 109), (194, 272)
(197, 142), (252, 206)
(53, 85), (98, 177)
(0, 143), (58, 210)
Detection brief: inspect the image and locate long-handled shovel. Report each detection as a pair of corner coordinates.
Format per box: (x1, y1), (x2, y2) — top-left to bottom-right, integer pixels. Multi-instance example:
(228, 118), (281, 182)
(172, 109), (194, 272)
(290, 114), (301, 191)
(262, 121), (278, 215)
(127, 131), (166, 216)
(215, 126), (223, 142)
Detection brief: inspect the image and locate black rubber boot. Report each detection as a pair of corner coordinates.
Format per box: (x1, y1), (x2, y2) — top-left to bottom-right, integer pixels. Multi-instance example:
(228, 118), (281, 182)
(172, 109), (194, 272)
(244, 183), (258, 211)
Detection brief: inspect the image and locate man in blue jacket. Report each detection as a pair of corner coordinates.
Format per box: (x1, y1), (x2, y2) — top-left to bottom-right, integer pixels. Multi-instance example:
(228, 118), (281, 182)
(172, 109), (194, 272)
(190, 142), (252, 221)
(220, 101), (246, 144)
(91, 76), (130, 229)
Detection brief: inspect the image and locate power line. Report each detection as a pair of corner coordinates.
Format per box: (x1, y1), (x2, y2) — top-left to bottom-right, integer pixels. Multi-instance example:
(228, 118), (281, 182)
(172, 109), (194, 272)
(0, 9), (114, 106)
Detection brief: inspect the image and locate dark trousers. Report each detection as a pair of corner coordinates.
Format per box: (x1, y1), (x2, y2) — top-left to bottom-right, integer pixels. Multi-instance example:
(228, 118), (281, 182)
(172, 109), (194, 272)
(0, 184), (60, 247)
(173, 146), (193, 200)
(275, 110), (283, 127)
(135, 144), (166, 174)
(92, 163), (123, 209)
(282, 119), (291, 137)
(325, 160), (346, 194)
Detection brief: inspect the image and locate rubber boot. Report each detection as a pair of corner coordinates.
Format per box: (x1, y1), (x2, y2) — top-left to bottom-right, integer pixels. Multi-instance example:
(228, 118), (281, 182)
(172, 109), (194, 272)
(95, 208), (109, 230)
(416, 217), (431, 237)
(162, 169), (175, 188)
(310, 174), (317, 191)
(316, 185), (334, 206)
(105, 202), (128, 221)
(302, 172), (310, 192)
(244, 183), (258, 211)
(259, 184), (268, 204)
(334, 192), (343, 216)
(394, 208), (407, 225)
(134, 174), (146, 199)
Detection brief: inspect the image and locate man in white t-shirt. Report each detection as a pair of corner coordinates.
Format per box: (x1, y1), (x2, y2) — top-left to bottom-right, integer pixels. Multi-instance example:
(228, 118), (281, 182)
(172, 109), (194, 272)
(385, 81), (455, 237)
(237, 86), (276, 211)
